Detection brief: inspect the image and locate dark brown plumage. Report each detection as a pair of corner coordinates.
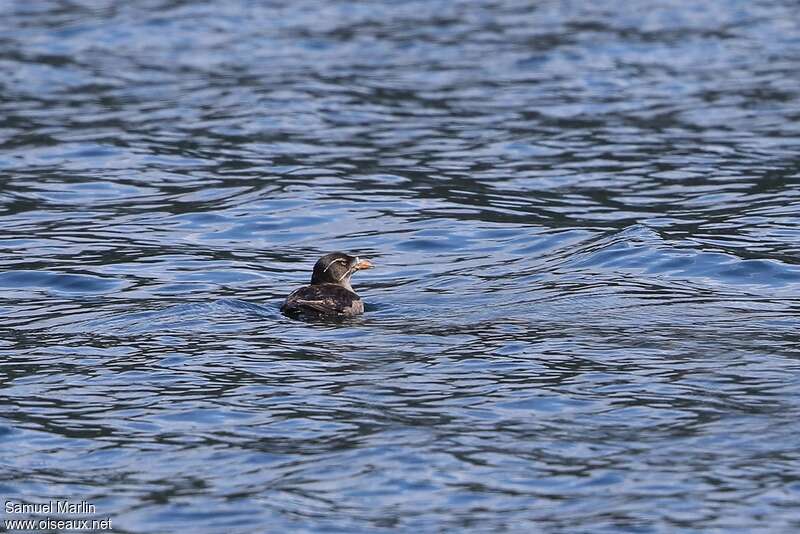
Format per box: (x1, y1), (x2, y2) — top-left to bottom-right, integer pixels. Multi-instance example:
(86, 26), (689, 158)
(281, 252), (374, 318)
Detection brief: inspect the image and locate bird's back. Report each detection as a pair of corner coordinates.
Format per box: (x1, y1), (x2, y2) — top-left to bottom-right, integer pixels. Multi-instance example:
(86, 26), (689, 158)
(281, 283), (364, 317)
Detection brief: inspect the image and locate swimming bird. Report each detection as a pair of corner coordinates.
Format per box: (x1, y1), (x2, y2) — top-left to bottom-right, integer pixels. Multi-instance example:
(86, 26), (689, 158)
(281, 252), (374, 318)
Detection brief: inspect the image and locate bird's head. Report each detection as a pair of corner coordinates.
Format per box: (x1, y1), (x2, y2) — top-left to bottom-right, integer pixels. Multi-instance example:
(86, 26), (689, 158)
(310, 252), (373, 291)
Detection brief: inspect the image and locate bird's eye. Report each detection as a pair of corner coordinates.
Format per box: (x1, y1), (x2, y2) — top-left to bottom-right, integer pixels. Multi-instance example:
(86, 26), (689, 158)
(323, 258), (347, 273)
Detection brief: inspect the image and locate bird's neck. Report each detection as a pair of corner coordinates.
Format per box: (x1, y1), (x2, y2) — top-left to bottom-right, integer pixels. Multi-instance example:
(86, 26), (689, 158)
(310, 279), (354, 292)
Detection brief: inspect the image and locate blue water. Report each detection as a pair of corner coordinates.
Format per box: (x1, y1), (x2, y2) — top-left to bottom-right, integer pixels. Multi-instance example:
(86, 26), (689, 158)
(2, 0), (800, 532)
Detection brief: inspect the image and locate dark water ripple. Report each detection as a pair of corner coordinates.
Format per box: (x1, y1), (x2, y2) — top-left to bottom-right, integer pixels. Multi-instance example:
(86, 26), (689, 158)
(2, 0), (800, 532)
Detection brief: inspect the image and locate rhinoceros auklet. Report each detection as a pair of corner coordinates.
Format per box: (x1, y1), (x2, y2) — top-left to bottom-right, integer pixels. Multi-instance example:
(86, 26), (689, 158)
(281, 252), (374, 318)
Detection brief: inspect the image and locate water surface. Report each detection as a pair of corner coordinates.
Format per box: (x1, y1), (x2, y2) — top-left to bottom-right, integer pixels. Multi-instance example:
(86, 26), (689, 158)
(2, 1), (800, 532)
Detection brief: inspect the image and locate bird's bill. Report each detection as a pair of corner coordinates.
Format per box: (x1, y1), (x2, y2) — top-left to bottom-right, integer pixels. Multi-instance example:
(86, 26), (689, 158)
(353, 258), (374, 270)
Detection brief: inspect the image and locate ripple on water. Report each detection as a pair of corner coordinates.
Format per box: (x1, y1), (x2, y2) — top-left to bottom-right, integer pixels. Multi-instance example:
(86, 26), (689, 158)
(566, 225), (800, 291)
(0, 270), (125, 295)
